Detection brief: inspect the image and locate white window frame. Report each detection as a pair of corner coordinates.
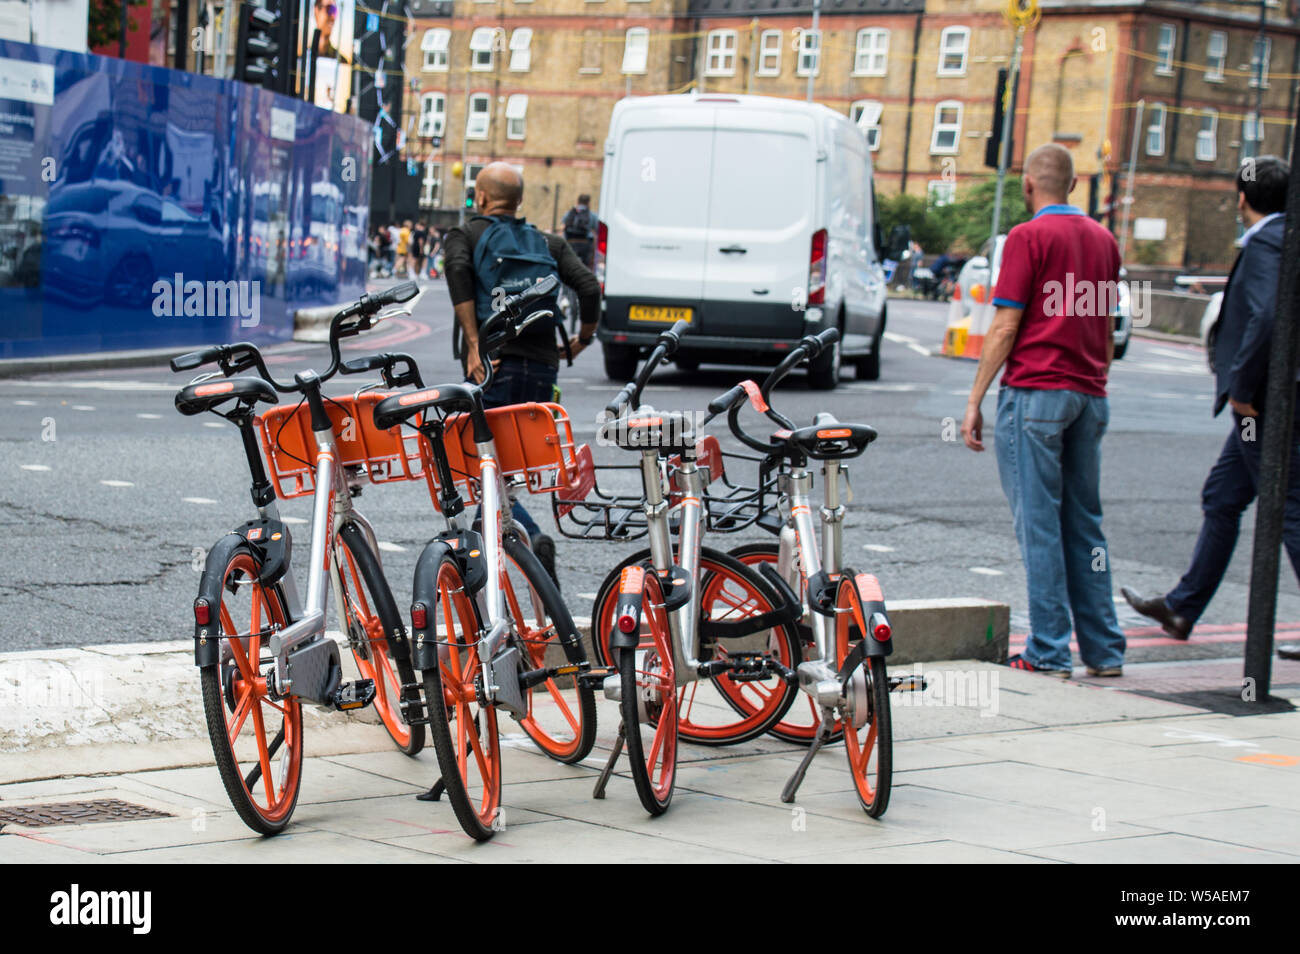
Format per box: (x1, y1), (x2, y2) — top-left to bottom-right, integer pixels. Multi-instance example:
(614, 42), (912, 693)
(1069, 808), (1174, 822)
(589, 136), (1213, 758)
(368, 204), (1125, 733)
(854, 28), (889, 77)
(930, 100), (962, 154)
(420, 160), (441, 208)
(421, 28), (450, 72)
(509, 28), (532, 72)
(938, 27), (969, 77)
(1244, 111), (1265, 144)
(1145, 102), (1166, 156)
(796, 29), (820, 77)
(466, 93), (491, 140)
(705, 29), (738, 77)
(1195, 109), (1217, 162)
(928, 180), (956, 208)
(1249, 36), (1271, 89)
(1155, 24), (1176, 76)
(1205, 31), (1226, 83)
(852, 100), (883, 152)
(622, 27), (649, 74)
(757, 29), (781, 76)
(465, 163), (485, 188)
(418, 92), (446, 138)
(505, 94), (528, 140)
(469, 27), (495, 72)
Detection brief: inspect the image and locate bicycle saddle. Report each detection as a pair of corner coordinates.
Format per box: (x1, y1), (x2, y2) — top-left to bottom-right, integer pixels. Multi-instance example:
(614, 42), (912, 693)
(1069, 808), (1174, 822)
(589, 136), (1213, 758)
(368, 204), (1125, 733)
(373, 384), (478, 430)
(175, 376), (278, 416)
(774, 421), (878, 461)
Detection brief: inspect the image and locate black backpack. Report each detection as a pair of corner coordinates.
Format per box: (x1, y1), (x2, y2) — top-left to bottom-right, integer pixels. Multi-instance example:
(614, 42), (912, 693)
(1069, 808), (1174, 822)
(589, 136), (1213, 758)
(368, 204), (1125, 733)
(564, 207), (593, 242)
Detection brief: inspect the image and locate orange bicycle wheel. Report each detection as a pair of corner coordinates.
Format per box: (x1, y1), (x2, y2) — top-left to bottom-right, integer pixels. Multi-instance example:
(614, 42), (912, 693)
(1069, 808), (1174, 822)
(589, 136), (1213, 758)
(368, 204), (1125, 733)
(728, 543), (844, 745)
(422, 553), (502, 841)
(199, 549), (303, 835)
(593, 547), (798, 746)
(619, 569), (677, 815)
(337, 531), (423, 756)
(501, 534), (596, 764)
(835, 578), (892, 817)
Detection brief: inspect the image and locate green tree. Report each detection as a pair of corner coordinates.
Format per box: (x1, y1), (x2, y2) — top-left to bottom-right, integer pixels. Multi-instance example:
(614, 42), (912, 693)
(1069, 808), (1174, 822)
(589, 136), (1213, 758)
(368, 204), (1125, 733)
(87, 0), (139, 51)
(878, 177), (1034, 255)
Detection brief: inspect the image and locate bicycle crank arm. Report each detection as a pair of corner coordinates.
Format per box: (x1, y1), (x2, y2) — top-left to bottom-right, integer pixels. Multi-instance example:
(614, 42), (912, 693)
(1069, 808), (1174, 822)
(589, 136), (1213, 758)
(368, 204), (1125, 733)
(517, 662), (616, 691)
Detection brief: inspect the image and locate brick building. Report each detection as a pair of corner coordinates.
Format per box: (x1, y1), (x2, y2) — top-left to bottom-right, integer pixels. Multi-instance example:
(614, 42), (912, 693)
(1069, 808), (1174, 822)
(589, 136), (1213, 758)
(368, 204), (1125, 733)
(400, 0), (1299, 268)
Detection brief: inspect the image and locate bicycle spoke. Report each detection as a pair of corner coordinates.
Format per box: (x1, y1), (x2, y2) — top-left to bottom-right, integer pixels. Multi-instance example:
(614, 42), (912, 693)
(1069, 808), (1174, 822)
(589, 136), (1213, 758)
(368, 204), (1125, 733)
(250, 700), (275, 805)
(228, 687), (254, 744)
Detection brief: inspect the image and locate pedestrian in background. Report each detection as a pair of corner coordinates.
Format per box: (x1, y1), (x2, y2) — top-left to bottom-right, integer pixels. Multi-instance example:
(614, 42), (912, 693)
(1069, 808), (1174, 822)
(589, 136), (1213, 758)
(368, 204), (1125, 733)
(1121, 156), (1300, 660)
(409, 219), (428, 280)
(562, 194), (597, 270)
(962, 142), (1127, 678)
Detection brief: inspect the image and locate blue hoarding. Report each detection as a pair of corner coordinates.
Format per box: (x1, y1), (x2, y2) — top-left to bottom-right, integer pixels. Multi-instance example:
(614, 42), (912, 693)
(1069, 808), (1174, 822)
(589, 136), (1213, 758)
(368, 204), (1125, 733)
(0, 40), (371, 359)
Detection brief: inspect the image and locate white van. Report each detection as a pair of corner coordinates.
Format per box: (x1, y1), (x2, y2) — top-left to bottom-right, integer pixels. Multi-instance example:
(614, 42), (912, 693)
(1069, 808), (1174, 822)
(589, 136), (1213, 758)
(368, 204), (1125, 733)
(595, 93), (898, 389)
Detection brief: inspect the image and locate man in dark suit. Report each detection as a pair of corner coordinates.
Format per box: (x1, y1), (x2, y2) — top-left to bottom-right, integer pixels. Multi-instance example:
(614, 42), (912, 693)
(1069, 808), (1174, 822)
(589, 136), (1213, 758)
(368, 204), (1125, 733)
(1123, 157), (1296, 649)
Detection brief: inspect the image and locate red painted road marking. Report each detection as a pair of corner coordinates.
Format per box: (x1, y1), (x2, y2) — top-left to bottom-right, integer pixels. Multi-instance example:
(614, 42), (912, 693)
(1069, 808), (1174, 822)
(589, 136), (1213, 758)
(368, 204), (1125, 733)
(1010, 622), (1300, 651)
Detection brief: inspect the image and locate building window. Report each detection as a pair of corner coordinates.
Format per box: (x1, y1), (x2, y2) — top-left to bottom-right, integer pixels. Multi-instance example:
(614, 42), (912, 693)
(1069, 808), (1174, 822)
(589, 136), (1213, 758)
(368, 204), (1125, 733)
(757, 30), (781, 76)
(928, 180), (956, 208)
(1155, 24), (1176, 75)
(470, 27), (495, 72)
(851, 100), (883, 151)
(506, 94), (528, 140)
(622, 28), (649, 74)
(509, 28), (532, 72)
(418, 92), (445, 137)
(1249, 36), (1271, 88)
(854, 29), (889, 76)
(705, 30), (738, 76)
(1205, 31), (1226, 82)
(1244, 112), (1265, 145)
(420, 161), (441, 209)
(1195, 109), (1217, 162)
(466, 93), (491, 139)
(581, 29), (602, 73)
(421, 28), (450, 72)
(796, 29), (820, 77)
(1145, 102), (1166, 156)
(930, 100), (962, 154)
(464, 163), (485, 196)
(938, 27), (969, 76)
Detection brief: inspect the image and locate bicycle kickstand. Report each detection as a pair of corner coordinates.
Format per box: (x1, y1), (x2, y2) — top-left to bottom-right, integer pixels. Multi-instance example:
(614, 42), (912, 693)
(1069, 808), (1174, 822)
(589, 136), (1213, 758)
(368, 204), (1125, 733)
(593, 722), (627, 799)
(417, 776), (446, 802)
(780, 708), (836, 804)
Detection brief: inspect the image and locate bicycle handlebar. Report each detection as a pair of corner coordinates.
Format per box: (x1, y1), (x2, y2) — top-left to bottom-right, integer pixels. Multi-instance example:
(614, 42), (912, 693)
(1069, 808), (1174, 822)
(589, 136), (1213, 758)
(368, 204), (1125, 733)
(604, 318), (689, 416)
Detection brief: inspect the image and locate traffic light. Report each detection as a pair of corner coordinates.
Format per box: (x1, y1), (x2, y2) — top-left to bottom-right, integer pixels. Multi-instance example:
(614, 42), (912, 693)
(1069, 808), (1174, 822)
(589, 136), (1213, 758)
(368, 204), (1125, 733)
(464, 186), (475, 210)
(235, 5), (279, 88)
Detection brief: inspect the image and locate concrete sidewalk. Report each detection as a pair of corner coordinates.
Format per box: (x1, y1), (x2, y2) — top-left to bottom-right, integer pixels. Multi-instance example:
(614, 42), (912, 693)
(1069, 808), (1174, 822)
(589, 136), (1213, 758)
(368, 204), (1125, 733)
(1, 642), (1298, 863)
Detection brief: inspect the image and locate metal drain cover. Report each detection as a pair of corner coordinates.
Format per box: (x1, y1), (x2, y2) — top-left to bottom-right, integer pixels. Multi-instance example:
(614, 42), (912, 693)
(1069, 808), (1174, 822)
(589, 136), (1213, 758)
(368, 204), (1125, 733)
(0, 798), (173, 829)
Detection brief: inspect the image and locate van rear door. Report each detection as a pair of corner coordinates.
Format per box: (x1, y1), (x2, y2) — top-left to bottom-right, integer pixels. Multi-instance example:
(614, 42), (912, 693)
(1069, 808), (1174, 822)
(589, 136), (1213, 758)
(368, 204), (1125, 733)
(604, 104), (714, 315)
(701, 107), (816, 336)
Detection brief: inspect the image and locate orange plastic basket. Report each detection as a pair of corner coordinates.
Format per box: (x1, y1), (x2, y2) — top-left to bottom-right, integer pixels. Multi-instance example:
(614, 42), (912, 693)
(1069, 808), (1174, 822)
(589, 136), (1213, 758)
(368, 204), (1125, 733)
(424, 402), (588, 508)
(256, 392), (425, 499)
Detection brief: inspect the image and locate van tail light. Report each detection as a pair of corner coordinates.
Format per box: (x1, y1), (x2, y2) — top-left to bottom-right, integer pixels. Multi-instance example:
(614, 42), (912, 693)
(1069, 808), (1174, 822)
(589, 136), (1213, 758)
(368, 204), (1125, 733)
(595, 221), (608, 293)
(808, 229), (827, 306)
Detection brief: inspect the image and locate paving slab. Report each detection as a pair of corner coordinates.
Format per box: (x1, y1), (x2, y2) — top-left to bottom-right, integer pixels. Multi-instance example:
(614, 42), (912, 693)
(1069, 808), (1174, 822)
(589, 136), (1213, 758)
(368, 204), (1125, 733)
(1029, 832), (1300, 864)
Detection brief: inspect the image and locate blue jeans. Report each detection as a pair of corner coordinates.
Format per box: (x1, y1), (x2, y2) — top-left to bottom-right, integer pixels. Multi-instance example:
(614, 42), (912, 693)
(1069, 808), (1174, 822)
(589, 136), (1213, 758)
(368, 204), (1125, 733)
(1165, 406), (1300, 621)
(995, 386), (1126, 671)
(475, 357), (559, 539)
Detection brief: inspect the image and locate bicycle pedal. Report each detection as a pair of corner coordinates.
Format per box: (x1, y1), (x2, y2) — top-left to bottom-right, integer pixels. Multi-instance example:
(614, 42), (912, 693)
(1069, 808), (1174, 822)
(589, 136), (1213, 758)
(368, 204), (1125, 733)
(889, 673), (928, 693)
(331, 678), (376, 711)
(576, 666), (616, 691)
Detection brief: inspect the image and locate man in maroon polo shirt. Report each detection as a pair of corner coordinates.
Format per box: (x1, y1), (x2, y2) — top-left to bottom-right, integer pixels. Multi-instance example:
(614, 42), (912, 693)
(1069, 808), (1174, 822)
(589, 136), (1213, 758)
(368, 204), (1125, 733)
(961, 143), (1127, 678)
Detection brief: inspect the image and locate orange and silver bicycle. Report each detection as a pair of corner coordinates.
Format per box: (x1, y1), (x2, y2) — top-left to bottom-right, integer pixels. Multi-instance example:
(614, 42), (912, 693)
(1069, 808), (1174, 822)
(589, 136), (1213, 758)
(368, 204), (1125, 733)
(371, 276), (599, 840)
(172, 282), (425, 834)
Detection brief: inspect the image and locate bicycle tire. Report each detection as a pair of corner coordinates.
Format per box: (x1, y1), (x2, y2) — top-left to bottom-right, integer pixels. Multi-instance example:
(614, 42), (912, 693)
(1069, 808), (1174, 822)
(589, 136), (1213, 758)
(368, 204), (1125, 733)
(727, 542), (845, 746)
(501, 532), (597, 764)
(199, 547), (303, 836)
(619, 567), (677, 816)
(337, 524), (424, 756)
(592, 547), (799, 746)
(836, 578), (892, 817)
(422, 552), (502, 841)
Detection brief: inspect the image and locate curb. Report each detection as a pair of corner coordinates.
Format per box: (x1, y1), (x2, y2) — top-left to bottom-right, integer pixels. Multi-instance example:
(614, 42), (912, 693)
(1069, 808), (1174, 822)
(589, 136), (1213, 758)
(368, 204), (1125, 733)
(0, 337), (317, 380)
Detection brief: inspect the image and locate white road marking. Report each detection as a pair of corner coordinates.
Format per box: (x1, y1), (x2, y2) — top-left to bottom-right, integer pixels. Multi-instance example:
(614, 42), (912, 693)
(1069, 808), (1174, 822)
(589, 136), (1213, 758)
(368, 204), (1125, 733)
(183, 497), (217, 505)
(281, 516), (308, 525)
(137, 413), (162, 419)
(863, 543), (895, 553)
(72, 405), (95, 411)
(883, 332), (919, 345)
(578, 592), (598, 601)
(1148, 346), (1200, 360)
(377, 541), (406, 553)
(907, 343), (932, 357)
(20, 464), (51, 472)
(203, 422), (225, 429)
(846, 383), (931, 392)
(969, 566), (1004, 576)
(14, 400), (36, 406)
(8, 380), (173, 392)
(100, 479), (134, 487)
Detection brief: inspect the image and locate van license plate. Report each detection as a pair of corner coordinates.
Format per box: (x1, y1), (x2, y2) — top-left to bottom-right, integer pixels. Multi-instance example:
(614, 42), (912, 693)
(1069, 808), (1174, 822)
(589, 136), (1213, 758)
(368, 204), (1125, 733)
(629, 306), (693, 324)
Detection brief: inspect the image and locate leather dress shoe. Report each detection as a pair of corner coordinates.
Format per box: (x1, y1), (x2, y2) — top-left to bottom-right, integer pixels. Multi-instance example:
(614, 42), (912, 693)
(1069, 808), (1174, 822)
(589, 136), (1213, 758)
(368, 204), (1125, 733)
(1120, 587), (1192, 640)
